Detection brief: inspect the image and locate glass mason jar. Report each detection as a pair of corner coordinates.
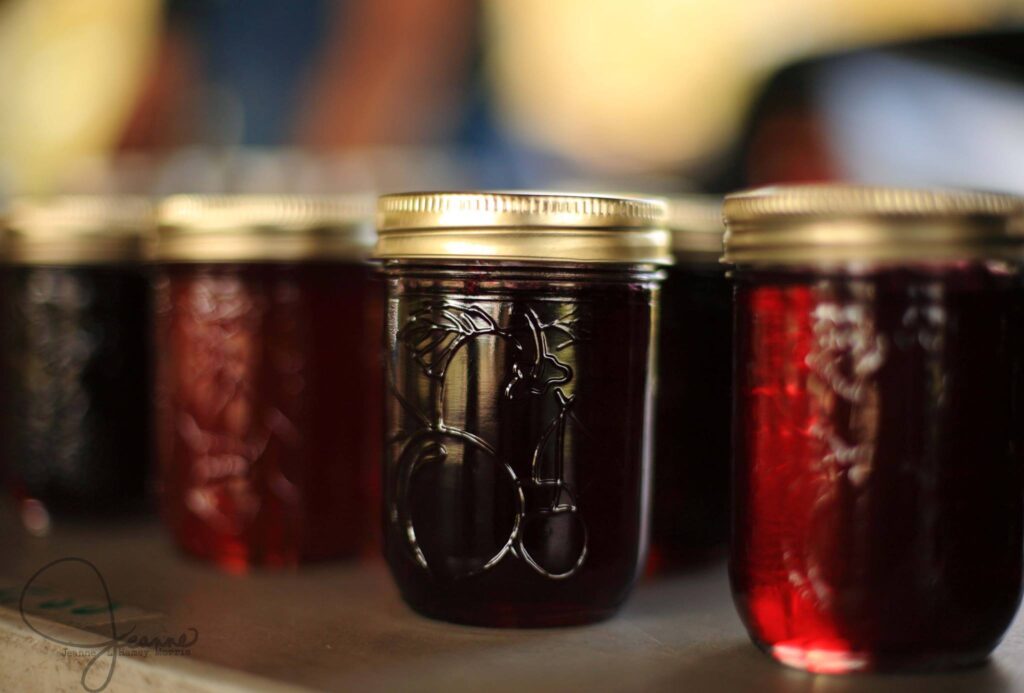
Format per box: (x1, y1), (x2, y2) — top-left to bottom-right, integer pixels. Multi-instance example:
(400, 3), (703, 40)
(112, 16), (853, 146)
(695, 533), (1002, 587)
(0, 197), (153, 518)
(376, 192), (670, 626)
(725, 185), (1024, 673)
(649, 196), (732, 571)
(154, 196), (382, 570)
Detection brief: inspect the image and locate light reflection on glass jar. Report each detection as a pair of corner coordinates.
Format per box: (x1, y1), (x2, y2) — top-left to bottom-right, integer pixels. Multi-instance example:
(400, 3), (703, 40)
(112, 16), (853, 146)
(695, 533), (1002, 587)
(725, 186), (1024, 673)
(376, 192), (669, 626)
(0, 197), (152, 517)
(154, 196), (382, 570)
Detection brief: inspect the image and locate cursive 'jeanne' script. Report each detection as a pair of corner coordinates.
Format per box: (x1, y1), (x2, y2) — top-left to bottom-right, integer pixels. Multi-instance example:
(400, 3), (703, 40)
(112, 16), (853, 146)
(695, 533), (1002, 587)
(18, 557), (199, 692)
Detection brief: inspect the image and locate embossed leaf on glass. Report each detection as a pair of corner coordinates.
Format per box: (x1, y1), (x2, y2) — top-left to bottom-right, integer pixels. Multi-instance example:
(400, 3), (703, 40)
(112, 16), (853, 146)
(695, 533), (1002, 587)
(399, 304), (509, 379)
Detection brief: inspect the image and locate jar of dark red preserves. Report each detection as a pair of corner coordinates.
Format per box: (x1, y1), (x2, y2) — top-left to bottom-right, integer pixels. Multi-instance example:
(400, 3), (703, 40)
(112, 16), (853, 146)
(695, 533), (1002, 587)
(725, 185), (1024, 673)
(154, 196), (382, 570)
(0, 197), (153, 518)
(376, 192), (670, 626)
(649, 196), (731, 571)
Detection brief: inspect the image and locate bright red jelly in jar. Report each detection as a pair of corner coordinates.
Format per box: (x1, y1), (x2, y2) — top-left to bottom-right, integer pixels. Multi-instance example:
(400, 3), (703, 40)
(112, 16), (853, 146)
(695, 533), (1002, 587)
(726, 185), (1024, 673)
(375, 192), (670, 626)
(154, 197), (382, 570)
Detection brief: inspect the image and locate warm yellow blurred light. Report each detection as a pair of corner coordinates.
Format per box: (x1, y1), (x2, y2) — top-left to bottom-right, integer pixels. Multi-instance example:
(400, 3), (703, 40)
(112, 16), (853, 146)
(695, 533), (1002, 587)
(485, 0), (1024, 173)
(0, 0), (162, 194)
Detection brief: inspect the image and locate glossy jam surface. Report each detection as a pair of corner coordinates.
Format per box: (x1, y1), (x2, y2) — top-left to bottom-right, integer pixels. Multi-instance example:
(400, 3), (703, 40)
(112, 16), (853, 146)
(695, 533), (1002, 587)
(156, 263), (383, 570)
(0, 265), (150, 515)
(731, 265), (1024, 673)
(650, 260), (732, 570)
(384, 263), (658, 626)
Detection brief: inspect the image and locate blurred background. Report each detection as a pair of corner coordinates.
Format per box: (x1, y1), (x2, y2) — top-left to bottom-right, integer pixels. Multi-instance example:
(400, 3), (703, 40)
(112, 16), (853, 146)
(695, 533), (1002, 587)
(2, 0), (1024, 197)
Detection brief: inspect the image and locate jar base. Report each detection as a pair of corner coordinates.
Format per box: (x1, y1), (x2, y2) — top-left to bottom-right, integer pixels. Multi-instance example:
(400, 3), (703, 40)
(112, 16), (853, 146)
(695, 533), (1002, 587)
(758, 639), (993, 675)
(174, 535), (339, 572)
(403, 598), (621, 628)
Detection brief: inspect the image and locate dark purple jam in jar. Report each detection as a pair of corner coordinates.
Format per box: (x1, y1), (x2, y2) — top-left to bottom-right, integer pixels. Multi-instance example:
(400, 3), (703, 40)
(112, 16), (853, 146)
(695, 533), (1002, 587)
(724, 185), (1024, 673)
(649, 196), (731, 571)
(0, 197), (153, 517)
(154, 196), (382, 570)
(376, 192), (670, 626)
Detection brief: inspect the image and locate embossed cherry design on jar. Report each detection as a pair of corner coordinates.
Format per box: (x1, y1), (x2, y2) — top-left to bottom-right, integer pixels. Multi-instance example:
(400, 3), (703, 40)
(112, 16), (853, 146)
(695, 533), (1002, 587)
(724, 185), (1024, 674)
(377, 192), (670, 626)
(154, 196), (382, 570)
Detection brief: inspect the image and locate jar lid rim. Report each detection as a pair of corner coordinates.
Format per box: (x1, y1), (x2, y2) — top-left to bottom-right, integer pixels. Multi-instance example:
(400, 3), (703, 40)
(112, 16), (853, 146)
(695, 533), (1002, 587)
(375, 191), (671, 265)
(664, 194), (724, 257)
(3, 195), (154, 265)
(724, 185), (1024, 222)
(723, 185), (1024, 264)
(155, 194), (375, 262)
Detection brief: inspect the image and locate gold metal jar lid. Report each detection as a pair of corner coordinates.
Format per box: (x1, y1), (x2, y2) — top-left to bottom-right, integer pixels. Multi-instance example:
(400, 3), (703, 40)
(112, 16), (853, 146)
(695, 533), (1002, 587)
(665, 195), (724, 258)
(156, 195), (375, 263)
(3, 196), (154, 265)
(723, 185), (1024, 265)
(375, 191), (671, 265)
